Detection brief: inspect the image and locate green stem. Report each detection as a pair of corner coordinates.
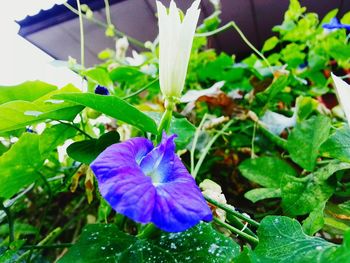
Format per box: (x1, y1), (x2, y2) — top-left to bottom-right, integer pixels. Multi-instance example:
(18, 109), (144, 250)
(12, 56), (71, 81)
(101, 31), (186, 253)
(213, 218), (259, 246)
(257, 121), (288, 150)
(57, 120), (94, 139)
(226, 214), (257, 238)
(63, 2), (144, 48)
(17, 228), (62, 262)
(104, 0), (112, 25)
(204, 194), (260, 228)
(22, 243), (73, 250)
(157, 99), (175, 141)
(76, 0), (85, 68)
(122, 78), (159, 100)
(190, 114), (208, 175)
(192, 120), (233, 178)
(195, 21), (273, 74)
(0, 202), (14, 243)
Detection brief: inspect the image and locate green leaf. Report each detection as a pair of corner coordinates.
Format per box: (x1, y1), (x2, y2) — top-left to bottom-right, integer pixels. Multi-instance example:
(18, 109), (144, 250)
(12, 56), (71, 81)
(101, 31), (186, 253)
(302, 203), (325, 235)
(245, 188), (281, 203)
(239, 156), (297, 188)
(281, 161), (350, 216)
(0, 81), (56, 105)
(109, 67), (144, 83)
(320, 126), (350, 163)
(0, 84), (83, 133)
(67, 131), (120, 164)
(262, 36), (279, 53)
(285, 0), (306, 21)
(255, 76), (289, 106)
(83, 68), (113, 89)
(252, 216), (350, 263)
(0, 124), (76, 199)
(59, 223), (239, 263)
(53, 93), (158, 134)
(145, 112), (196, 148)
(295, 96), (318, 122)
(287, 115), (331, 171)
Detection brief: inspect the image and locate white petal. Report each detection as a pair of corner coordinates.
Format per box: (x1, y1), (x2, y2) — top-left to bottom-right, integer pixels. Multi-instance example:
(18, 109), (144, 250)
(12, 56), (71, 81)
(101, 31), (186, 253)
(332, 73), (350, 125)
(156, 0), (201, 99)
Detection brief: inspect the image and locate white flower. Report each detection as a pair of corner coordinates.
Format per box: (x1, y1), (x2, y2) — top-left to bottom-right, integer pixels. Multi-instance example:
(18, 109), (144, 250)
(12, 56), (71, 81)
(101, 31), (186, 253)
(156, 0), (201, 100)
(115, 37), (129, 59)
(332, 73), (350, 125)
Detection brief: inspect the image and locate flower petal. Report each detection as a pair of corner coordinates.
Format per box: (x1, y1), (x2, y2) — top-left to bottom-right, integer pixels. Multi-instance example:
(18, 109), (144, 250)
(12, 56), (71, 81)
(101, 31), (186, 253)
(152, 155), (213, 232)
(91, 137), (155, 223)
(139, 132), (176, 183)
(332, 73), (350, 125)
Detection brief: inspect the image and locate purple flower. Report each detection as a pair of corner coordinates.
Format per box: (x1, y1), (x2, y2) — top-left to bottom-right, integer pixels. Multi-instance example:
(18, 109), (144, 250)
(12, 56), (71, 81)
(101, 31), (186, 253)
(90, 132), (213, 232)
(322, 18), (350, 30)
(94, 85), (110, 95)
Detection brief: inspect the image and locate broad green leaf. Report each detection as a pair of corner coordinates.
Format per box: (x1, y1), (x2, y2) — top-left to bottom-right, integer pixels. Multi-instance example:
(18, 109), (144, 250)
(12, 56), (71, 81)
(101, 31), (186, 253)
(281, 161), (350, 216)
(0, 81), (56, 105)
(59, 223), (239, 263)
(0, 142), (7, 156)
(285, 0), (306, 21)
(252, 216), (350, 263)
(302, 203), (325, 235)
(109, 67), (144, 83)
(320, 126), (350, 163)
(83, 68), (113, 89)
(239, 156), (297, 188)
(0, 84), (83, 132)
(281, 43), (306, 68)
(53, 93), (158, 134)
(255, 76), (289, 105)
(0, 124), (76, 199)
(67, 131), (120, 164)
(0, 133), (41, 199)
(147, 112), (196, 149)
(245, 188), (281, 203)
(262, 36), (279, 53)
(287, 115), (331, 171)
(295, 96), (318, 122)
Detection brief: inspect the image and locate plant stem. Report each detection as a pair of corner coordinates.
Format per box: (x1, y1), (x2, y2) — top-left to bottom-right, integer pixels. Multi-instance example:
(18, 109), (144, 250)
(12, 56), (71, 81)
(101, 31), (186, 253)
(257, 122), (288, 150)
(57, 120), (94, 139)
(192, 120), (233, 178)
(190, 114), (208, 175)
(0, 202), (14, 243)
(157, 99), (175, 141)
(204, 194), (260, 228)
(63, 2), (144, 49)
(22, 243), (73, 250)
(76, 0), (85, 68)
(104, 0), (112, 26)
(213, 218), (259, 246)
(122, 78), (159, 100)
(18, 227), (62, 262)
(195, 21), (273, 74)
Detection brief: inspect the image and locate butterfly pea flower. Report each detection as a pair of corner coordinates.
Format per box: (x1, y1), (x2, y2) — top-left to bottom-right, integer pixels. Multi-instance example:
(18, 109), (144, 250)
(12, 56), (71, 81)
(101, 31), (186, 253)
(94, 85), (110, 95)
(332, 73), (350, 125)
(156, 0), (200, 101)
(90, 132), (212, 232)
(322, 18), (350, 30)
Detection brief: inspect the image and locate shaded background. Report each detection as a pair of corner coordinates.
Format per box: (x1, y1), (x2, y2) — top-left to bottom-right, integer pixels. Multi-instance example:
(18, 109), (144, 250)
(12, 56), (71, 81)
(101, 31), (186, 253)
(17, 0), (350, 66)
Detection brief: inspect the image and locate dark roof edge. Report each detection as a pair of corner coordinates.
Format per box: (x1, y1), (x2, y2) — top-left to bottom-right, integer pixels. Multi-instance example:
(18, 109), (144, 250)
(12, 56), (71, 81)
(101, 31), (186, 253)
(17, 0), (125, 36)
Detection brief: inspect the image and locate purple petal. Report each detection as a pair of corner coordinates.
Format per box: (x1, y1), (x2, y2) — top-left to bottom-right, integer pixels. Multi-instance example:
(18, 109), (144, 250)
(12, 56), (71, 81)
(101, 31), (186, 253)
(91, 134), (213, 232)
(139, 132), (177, 183)
(322, 18), (350, 30)
(91, 137), (155, 223)
(151, 156), (213, 232)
